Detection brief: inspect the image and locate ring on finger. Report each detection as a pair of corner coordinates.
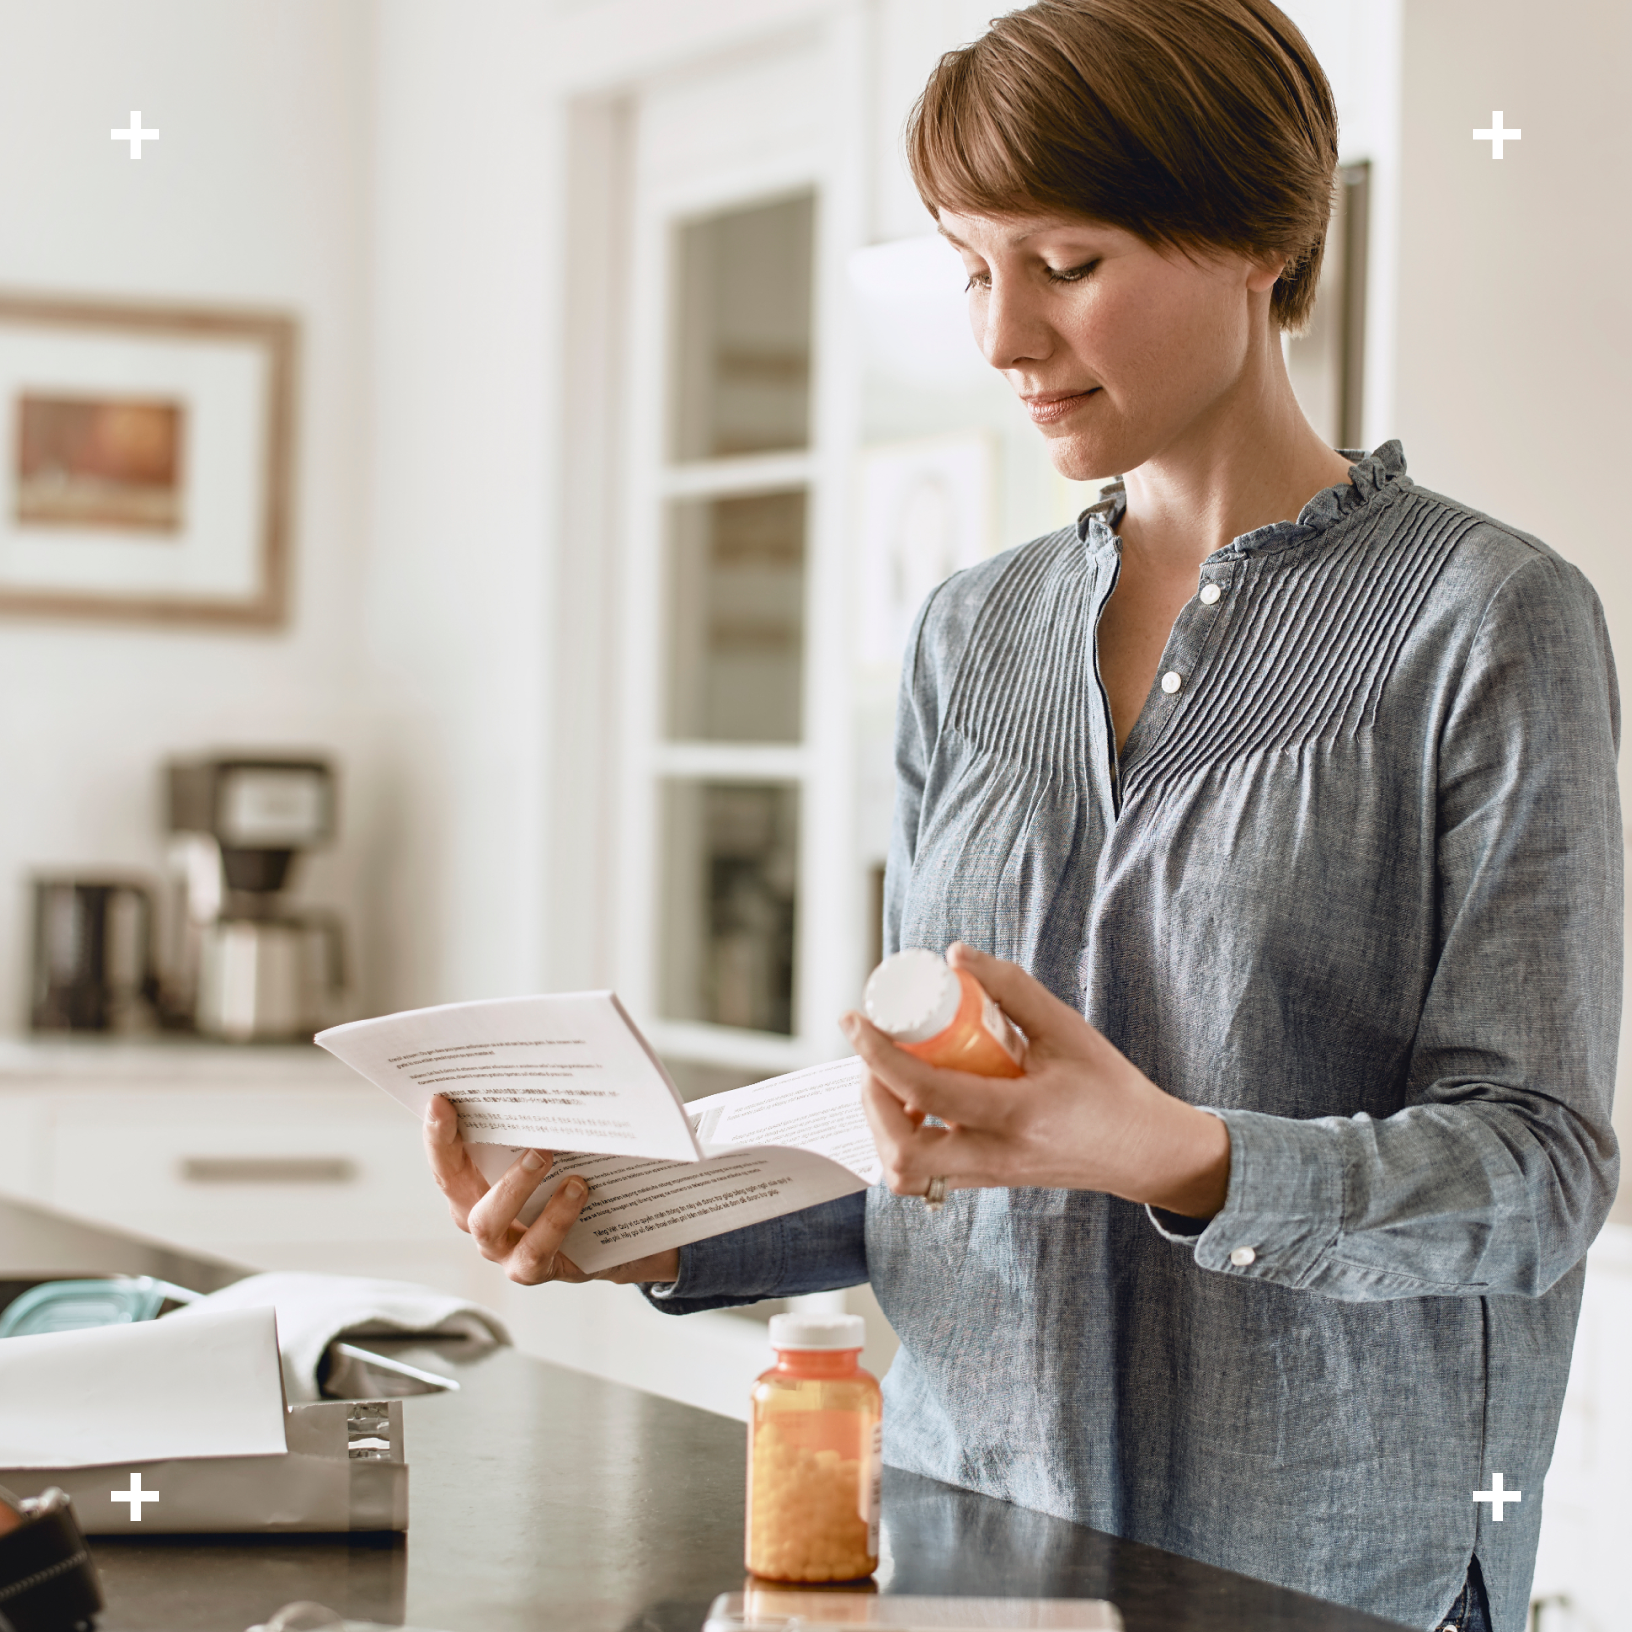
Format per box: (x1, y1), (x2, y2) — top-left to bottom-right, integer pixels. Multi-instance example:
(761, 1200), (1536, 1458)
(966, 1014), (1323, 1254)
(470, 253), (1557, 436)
(923, 1175), (948, 1212)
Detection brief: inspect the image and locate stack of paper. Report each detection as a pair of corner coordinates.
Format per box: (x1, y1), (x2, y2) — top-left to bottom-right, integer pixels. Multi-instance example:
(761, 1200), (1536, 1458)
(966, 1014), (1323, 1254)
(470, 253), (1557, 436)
(0, 1306), (287, 1471)
(319, 992), (878, 1273)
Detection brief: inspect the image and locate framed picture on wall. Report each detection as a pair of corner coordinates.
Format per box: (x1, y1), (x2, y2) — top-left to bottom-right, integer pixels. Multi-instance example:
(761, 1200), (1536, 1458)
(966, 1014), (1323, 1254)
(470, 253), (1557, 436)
(856, 432), (997, 670)
(0, 295), (296, 626)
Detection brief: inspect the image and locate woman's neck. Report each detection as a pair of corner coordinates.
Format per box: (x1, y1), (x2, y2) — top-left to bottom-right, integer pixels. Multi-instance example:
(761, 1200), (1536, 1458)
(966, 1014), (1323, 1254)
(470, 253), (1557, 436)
(1117, 338), (1355, 574)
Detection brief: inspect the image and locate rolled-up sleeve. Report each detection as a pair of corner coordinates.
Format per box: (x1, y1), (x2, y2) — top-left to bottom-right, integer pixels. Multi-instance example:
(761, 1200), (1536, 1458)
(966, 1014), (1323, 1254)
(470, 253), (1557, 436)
(1151, 552), (1622, 1299)
(640, 1192), (869, 1315)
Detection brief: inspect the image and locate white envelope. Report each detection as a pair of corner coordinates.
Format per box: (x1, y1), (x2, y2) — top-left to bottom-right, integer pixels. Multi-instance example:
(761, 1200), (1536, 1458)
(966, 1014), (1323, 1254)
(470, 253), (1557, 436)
(0, 1304), (288, 1468)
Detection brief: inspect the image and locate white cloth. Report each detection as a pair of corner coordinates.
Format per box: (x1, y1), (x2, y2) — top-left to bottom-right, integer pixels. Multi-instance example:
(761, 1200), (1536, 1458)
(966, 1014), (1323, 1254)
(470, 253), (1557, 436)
(165, 1272), (510, 1402)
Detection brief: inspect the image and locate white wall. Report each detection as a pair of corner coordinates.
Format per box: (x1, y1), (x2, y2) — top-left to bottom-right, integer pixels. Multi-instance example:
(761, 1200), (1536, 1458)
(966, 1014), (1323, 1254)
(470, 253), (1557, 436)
(0, 0), (400, 1025)
(1394, 0), (1632, 1222)
(363, 0), (562, 1011)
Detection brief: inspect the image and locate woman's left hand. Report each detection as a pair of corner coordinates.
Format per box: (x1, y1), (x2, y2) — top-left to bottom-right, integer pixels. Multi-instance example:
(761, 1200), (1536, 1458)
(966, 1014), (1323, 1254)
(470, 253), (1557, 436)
(844, 943), (1231, 1218)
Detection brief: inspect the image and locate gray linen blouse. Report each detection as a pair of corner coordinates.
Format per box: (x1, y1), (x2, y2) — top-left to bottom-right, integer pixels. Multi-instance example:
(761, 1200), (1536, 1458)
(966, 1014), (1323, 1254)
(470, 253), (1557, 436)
(648, 443), (1622, 1632)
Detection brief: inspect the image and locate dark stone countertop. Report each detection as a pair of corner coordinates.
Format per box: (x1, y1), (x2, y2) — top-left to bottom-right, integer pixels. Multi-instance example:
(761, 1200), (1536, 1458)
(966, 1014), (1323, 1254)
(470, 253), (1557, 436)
(0, 1194), (1412, 1632)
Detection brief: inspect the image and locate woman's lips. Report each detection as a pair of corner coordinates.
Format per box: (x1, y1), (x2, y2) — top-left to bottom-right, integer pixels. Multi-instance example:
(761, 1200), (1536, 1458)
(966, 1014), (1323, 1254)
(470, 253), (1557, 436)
(1024, 389), (1101, 425)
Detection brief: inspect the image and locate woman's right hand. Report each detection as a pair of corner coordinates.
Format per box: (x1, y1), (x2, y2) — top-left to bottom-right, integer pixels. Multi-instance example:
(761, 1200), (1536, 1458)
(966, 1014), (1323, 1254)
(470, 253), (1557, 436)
(422, 1095), (681, 1288)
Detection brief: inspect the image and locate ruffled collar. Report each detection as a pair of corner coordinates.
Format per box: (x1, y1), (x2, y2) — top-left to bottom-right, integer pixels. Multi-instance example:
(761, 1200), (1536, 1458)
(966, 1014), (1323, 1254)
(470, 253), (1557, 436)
(1077, 439), (1409, 559)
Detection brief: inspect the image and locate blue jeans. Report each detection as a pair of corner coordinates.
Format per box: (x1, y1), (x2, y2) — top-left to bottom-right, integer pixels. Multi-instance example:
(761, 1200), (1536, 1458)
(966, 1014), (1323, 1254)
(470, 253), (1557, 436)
(1434, 1559), (1493, 1632)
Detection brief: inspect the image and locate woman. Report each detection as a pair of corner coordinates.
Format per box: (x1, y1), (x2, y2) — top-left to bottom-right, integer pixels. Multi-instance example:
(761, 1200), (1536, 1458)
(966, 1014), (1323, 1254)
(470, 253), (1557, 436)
(423, 4), (1620, 1630)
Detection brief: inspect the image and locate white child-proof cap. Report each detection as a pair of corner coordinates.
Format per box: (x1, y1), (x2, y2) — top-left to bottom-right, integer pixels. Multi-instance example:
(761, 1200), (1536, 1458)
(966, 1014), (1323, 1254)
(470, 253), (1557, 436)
(768, 1312), (866, 1351)
(862, 947), (961, 1043)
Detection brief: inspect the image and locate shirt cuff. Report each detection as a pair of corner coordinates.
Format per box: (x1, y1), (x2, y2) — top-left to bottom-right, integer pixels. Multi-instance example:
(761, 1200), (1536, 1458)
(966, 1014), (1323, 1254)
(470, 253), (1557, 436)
(1145, 1107), (1345, 1288)
(641, 1216), (789, 1315)
(640, 1193), (870, 1315)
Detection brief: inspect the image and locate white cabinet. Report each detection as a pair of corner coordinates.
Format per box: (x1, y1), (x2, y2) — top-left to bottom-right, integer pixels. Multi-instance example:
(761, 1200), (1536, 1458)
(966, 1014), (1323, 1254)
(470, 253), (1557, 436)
(0, 1093), (48, 1202)
(0, 1040), (476, 1292)
(45, 1089), (441, 1248)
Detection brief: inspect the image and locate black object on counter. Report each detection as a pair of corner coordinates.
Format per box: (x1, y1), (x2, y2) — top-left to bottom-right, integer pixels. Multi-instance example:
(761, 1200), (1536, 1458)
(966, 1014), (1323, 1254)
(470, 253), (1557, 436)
(0, 1485), (104, 1632)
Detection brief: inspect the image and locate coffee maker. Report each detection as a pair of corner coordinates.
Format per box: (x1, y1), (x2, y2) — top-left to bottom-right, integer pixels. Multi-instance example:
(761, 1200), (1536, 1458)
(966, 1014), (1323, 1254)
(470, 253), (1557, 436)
(164, 755), (346, 1042)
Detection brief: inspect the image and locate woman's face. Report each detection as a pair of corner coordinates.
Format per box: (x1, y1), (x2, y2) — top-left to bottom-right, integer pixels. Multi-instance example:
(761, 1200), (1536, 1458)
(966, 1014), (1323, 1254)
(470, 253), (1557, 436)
(937, 208), (1283, 482)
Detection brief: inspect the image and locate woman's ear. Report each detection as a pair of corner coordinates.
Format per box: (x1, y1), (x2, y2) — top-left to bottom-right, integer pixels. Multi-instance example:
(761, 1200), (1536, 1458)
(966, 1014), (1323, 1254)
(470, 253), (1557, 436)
(1248, 252), (1288, 295)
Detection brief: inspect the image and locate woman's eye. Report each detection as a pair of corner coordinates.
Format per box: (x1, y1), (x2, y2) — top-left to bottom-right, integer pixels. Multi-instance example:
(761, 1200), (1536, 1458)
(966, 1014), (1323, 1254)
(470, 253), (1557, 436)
(1045, 259), (1100, 284)
(964, 270), (991, 293)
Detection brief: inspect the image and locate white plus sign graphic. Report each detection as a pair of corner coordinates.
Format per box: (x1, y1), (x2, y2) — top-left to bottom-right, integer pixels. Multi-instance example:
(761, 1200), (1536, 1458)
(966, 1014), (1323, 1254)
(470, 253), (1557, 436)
(1473, 112), (1521, 159)
(110, 1471), (160, 1520)
(111, 112), (160, 159)
(1473, 1471), (1522, 1520)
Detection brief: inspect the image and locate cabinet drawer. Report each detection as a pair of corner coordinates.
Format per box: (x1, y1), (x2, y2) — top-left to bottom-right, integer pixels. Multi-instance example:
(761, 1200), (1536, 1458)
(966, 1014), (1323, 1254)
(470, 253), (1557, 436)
(45, 1089), (454, 1248)
(0, 1096), (50, 1202)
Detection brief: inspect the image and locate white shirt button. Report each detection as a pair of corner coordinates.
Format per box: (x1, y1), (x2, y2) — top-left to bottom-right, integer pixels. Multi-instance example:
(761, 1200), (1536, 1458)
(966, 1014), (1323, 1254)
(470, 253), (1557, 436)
(1160, 671), (1183, 695)
(1199, 582), (1222, 605)
(1229, 1246), (1257, 1267)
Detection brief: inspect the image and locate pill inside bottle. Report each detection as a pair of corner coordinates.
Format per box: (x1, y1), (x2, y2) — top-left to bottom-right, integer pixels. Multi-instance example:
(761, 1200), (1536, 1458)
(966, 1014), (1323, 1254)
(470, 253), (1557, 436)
(747, 1312), (882, 1584)
(863, 948), (1025, 1077)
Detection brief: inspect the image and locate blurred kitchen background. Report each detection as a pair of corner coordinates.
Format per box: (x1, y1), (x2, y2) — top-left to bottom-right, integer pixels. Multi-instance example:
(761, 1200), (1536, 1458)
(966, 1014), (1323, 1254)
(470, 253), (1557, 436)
(0, 2), (1624, 1624)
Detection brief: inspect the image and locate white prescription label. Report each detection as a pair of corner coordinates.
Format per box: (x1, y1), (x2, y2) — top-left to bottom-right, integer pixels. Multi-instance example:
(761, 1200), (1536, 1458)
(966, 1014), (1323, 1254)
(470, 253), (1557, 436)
(864, 1418), (883, 1555)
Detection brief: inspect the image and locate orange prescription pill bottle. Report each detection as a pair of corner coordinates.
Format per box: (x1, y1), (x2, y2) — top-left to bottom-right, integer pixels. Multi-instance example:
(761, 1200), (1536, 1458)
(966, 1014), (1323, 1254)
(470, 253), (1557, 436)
(862, 948), (1025, 1077)
(746, 1313), (882, 1583)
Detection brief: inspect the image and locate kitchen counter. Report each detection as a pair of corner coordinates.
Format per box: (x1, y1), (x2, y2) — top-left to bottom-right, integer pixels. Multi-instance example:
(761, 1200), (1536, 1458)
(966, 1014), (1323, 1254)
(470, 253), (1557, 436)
(0, 1194), (1412, 1632)
(0, 1035), (351, 1085)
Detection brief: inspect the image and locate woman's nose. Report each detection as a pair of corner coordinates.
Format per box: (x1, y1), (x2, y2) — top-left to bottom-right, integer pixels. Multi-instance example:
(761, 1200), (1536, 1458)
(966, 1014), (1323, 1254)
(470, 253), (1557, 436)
(974, 278), (1051, 371)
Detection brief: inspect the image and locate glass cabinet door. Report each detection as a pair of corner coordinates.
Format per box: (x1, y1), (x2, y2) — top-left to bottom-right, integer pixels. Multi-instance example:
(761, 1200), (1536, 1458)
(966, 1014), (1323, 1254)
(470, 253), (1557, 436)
(671, 195), (814, 461)
(656, 191), (816, 1041)
(660, 779), (799, 1034)
(665, 488), (806, 745)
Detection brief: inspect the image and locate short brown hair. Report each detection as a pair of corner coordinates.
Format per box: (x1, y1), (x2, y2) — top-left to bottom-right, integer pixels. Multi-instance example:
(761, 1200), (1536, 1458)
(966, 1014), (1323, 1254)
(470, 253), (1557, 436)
(906, 0), (1339, 331)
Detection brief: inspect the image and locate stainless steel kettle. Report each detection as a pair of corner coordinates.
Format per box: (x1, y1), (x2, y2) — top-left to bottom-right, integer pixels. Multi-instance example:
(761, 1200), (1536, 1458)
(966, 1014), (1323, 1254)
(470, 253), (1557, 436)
(30, 877), (157, 1033)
